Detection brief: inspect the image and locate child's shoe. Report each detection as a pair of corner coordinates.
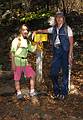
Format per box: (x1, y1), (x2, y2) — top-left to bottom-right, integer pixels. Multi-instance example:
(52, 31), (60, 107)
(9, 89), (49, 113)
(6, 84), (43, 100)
(30, 91), (38, 97)
(16, 91), (24, 100)
(17, 94), (24, 100)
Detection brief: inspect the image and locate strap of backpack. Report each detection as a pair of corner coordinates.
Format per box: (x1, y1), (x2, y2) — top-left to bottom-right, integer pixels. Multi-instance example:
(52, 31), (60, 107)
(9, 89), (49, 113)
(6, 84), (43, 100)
(17, 37), (21, 49)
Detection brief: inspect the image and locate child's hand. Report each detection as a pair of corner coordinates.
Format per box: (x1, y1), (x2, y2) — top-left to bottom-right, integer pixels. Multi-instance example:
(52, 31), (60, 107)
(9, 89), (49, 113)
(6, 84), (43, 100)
(27, 63), (31, 66)
(11, 64), (16, 72)
(32, 31), (36, 40)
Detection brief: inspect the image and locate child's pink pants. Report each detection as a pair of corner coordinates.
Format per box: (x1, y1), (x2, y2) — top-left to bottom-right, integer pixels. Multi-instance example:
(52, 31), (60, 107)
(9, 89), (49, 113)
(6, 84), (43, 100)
(14, 65), (36, 81)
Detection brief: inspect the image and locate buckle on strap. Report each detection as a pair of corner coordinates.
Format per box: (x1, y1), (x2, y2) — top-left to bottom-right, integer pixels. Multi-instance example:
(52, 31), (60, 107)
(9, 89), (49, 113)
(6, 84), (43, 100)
(55, 44), (61, 48)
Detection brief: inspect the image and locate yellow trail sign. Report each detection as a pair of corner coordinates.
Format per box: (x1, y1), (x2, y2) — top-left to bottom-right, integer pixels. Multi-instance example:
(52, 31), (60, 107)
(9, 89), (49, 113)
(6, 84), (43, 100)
(34, 33), (48, 51)
(34, 33), (48, 42)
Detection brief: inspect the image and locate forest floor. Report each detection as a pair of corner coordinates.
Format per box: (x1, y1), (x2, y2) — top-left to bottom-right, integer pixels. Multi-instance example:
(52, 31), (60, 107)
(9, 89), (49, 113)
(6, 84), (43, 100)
(0, 42), (83, 120)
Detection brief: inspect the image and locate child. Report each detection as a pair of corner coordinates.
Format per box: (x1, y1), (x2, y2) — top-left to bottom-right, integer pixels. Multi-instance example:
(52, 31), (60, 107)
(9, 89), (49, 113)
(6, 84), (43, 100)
(11, 24), (37, 100)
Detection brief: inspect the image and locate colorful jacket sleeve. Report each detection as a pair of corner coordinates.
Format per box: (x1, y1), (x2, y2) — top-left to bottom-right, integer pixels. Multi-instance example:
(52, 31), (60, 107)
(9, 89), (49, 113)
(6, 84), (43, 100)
(11, 38), (18, 53)
(28, 41), (37, 52)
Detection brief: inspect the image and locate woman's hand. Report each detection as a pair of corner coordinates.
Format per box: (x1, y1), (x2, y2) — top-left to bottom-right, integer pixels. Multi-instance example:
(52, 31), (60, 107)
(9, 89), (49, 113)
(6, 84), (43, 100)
(11, 63), (16, 72)
(68, 55), (73, 65)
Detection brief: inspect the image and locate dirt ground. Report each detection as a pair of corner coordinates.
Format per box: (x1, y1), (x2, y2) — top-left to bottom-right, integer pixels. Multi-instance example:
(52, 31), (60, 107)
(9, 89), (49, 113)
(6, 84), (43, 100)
(0, 42), (83, 120)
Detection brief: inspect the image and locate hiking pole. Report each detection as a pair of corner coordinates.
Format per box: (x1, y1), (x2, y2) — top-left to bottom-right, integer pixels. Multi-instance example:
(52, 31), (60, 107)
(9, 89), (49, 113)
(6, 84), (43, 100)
(68, 64), (72, 93)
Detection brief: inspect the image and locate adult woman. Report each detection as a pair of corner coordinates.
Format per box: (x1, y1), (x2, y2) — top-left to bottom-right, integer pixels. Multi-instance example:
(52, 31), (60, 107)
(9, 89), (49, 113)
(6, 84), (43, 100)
(36, 12), (74, 100)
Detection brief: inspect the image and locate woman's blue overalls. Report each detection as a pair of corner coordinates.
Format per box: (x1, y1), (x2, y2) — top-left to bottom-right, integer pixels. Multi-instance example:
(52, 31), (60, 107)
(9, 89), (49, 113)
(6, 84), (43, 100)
(50, 25), (69, 96)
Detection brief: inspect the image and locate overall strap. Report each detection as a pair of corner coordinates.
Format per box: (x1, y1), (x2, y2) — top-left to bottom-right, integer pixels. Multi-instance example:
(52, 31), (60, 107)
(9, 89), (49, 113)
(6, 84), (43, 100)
(63, 24), (69, 40)
(52, 26), (57, 44)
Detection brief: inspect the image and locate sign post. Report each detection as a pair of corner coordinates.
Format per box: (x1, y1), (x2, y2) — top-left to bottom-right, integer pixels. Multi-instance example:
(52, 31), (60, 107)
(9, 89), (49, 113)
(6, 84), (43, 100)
(34, 33), (47, 83)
